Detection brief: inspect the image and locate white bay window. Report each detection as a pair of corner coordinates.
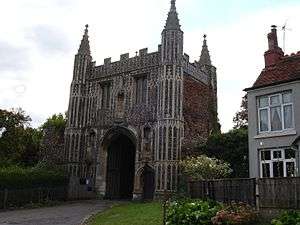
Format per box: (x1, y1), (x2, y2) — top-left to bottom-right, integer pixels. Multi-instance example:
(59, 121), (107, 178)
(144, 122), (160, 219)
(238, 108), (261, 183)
(260, 148), (296, 178)
(258, 91), (294, 133)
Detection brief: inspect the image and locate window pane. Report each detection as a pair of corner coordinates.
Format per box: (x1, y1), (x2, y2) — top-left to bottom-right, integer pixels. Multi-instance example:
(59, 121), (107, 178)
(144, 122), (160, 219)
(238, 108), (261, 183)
(270, 95), (280, 105)
(273, 150), (282, 159)
(284, 105), (293, 129)
(271, 106), (282, 131)
(283, 92), (292, 103)
(273, 161), (284, 177)
(259, 96), (269, 108)
(262, 163), (270, 178)
(261, 151), (271, 160)
(285, 149), (295, 159)
(259, 109), (269, 132)
(286, 162), (295, 177)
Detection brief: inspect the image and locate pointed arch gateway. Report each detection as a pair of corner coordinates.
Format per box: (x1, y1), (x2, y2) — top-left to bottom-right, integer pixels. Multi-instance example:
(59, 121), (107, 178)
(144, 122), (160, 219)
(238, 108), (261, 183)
(101, 127), (137, 200)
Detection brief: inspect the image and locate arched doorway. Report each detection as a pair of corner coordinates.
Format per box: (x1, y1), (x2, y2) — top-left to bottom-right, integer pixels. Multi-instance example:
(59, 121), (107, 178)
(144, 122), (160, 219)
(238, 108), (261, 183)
(105, 133), (136, 199)
(142, 165), (155, 200)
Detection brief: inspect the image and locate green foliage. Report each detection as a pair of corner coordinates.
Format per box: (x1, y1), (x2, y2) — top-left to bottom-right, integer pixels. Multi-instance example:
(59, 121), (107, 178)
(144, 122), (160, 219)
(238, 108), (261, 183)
(0, 165), (68, 189)
(166, 199), (222, 225)
(40, 113), (66, 135)
(212, 203), (258, 225)
(0, 108), (42, 166)
(233, 94), (248, 129)
(198, 128), (249, 178)
(180, 155), (232, 180)
(271, 211), (300, 225)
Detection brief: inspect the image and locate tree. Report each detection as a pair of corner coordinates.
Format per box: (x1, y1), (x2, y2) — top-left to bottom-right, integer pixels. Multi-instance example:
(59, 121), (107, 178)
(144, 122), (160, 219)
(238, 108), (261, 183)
(233, 94), (248, 129)
(197, 128), (249, 178)
(180, 155), (232, 180)
(0, 108), (41, 166)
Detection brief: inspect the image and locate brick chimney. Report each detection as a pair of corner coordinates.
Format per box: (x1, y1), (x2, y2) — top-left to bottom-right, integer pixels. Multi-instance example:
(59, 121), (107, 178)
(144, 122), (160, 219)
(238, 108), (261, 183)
(264, 25), (284, 67)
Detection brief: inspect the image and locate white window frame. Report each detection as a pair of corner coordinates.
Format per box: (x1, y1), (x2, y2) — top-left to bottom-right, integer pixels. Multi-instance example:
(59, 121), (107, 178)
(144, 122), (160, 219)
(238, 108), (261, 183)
(260, 148), (296, 178)
(257, 91), (294, 133)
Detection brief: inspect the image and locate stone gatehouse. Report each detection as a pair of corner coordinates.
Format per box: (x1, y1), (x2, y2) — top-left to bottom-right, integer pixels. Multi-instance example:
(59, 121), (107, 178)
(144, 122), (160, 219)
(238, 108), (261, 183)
(64, 0), (218, 200)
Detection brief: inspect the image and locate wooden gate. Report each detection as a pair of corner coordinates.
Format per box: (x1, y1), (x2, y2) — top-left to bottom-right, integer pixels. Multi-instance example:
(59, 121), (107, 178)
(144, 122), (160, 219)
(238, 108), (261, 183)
(105, 134), (135, 199)
(142, 166), (155, 200)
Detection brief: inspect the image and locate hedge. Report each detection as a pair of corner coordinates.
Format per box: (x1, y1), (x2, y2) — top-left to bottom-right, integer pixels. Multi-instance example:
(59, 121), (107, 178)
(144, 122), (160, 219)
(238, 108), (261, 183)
(0, 166), (68, 190)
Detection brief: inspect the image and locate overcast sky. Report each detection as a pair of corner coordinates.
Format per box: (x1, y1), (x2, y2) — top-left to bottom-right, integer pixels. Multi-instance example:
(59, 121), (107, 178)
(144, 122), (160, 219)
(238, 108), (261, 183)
(1, 0), (300, 132)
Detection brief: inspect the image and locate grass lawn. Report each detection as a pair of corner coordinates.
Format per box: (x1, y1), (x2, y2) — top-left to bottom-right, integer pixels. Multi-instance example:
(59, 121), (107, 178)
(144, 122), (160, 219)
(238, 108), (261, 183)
(88, 202), (163, 225)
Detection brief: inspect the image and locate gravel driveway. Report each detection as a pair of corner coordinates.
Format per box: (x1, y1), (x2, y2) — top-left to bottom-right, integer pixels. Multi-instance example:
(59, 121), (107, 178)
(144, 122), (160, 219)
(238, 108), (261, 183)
(0, 200), (114, 225)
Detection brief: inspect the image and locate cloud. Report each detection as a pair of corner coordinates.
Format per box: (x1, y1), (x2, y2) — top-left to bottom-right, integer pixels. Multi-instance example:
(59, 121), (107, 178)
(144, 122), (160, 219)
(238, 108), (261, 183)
(0, 41), (29, 73)
(1, 0), (300, 132)
(25, 25), (71, 55)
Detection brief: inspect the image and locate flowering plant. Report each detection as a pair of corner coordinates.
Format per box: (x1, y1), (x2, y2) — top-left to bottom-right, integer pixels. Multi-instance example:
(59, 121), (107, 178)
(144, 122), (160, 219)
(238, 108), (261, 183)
(180, 155), (232, 180)
(211, 202), (257, 225)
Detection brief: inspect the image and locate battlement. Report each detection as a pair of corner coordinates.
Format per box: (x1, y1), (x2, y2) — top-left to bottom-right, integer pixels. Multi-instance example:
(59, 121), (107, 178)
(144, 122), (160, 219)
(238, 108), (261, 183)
(93, 46), (161, 77)
(183, 53), (209, 85)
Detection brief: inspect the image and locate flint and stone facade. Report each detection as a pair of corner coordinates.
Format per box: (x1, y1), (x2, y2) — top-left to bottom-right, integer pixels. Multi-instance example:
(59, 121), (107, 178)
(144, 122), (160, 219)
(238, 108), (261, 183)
(64, 0), (218, 199)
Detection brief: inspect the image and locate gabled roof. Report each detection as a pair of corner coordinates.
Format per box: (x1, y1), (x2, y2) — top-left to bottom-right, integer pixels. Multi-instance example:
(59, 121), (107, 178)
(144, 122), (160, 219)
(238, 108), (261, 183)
(245, 53), (300, 91)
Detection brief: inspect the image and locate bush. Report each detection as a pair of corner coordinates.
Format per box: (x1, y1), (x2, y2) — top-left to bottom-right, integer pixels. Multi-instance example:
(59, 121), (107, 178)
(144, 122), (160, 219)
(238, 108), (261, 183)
(0, 165), (68, 190)
(271, 211), (300, 225)
(180, 155), (232, 180)
(166, 199), (222, 225)
(212, 202), (257, 225)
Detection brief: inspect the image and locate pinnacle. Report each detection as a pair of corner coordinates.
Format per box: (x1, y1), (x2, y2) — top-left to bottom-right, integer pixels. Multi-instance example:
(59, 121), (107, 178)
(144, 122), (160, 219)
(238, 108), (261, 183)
(199, 34), (211, 66)
(164, 0), (181, 30)
(78, 24), (91, 55)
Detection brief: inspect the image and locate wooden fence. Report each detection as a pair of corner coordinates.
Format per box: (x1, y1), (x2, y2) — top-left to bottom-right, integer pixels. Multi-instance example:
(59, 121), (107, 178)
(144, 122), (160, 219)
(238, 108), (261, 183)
(0, 186), (67, 209)
(189, 178), (256, 206)
(189, 177), (300, 209)
(259, 177), (300, 209)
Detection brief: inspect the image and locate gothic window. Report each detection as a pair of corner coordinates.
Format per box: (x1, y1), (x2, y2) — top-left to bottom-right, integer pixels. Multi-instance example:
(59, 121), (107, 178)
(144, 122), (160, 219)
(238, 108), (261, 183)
(135, 76), (147, 104)
(101, 82), (111, 109)
(116, 92), (125, 118)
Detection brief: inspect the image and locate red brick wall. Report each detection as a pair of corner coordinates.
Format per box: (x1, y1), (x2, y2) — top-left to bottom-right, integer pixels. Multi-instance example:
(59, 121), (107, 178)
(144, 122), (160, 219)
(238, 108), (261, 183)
(183, 75), (210, 153)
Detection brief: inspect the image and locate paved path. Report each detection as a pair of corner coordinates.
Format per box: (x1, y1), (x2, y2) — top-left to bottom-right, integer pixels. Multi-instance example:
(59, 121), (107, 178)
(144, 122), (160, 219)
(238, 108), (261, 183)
(0, 200), (114, 225)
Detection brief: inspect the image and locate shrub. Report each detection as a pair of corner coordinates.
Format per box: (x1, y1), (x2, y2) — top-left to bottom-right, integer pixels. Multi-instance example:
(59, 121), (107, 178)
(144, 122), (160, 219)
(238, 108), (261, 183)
(180, 155), (232, 180)
(271, 211), (300, 225)
(0, 165), (68, 190)
(166, 199), (222, 225)
(211, 202), (257, 225)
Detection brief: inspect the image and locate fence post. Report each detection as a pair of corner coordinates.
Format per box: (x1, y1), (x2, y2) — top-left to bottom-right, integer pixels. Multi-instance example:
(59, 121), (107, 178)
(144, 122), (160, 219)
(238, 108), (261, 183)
(3, 189), (8, 209)
(255, 178), (260, 211)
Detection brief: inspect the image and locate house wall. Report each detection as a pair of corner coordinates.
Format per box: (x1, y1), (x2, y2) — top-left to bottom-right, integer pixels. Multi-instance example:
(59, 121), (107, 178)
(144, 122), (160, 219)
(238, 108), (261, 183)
(247, 81), (300, 177)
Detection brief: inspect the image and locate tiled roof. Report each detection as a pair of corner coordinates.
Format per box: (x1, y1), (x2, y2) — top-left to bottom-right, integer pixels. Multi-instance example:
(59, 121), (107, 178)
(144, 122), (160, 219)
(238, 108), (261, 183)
(245, 53), (300, 91)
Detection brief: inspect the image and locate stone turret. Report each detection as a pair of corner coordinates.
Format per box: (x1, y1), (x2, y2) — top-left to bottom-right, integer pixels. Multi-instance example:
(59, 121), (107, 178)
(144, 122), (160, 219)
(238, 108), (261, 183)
(161, 0), (183, 64)
(156, 0), (184, 193)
